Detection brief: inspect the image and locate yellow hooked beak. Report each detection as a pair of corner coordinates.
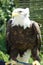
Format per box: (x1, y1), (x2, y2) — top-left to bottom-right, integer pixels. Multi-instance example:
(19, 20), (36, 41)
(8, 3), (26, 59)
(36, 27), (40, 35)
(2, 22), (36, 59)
(12, 13), (19, 17)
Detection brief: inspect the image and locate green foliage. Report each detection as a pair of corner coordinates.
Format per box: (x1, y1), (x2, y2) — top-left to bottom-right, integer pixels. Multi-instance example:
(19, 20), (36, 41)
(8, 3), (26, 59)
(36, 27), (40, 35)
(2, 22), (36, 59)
(0, 0), (15, 21)
(0, 51), (10, 62)
(0, 0), (16, 52)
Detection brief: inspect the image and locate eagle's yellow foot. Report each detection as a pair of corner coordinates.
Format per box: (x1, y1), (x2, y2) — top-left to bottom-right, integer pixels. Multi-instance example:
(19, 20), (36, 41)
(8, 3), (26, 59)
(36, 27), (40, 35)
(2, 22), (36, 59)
(32, 60), (40, 65)
(5, 61), (17, 65)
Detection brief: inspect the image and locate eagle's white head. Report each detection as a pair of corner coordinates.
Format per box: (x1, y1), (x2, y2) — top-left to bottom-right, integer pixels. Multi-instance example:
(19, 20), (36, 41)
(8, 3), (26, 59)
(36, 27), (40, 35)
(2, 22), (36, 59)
(11, 8), (33, 29)
(12, 8), (30, 18)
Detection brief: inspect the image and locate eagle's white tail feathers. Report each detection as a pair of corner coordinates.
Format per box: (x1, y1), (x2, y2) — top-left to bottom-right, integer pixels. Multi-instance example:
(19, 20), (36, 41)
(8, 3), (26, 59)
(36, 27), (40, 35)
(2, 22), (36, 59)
(16, 50), (31, 65)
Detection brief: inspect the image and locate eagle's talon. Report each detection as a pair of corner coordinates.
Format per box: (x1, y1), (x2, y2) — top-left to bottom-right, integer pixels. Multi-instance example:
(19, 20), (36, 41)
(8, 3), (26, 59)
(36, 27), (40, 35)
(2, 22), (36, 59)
(5, 61), (17, 65)
(32, 60), (40, 65)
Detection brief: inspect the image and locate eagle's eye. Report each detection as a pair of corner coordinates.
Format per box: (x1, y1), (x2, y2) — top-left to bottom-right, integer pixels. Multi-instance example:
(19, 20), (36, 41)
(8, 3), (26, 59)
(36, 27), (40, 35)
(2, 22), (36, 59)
(19, 11), (22, 13)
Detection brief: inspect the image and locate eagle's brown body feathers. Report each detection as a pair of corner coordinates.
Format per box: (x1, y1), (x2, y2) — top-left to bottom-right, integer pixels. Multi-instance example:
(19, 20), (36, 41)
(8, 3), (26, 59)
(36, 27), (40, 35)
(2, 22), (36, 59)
(6, 20), (41, 62)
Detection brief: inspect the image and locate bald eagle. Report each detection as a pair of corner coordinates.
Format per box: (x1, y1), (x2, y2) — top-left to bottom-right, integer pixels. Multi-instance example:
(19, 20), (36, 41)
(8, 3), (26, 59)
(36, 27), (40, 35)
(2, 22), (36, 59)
(6, 8), (42, 65)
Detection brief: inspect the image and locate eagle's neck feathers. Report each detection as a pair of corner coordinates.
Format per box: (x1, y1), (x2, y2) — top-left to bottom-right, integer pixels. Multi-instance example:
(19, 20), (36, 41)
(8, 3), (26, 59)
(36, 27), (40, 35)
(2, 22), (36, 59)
(11, 17), (33, 29)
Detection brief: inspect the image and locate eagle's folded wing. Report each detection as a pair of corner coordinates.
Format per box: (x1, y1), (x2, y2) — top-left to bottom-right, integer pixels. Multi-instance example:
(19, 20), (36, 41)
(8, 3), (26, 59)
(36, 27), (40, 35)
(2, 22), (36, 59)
(32, 22), (42, 50)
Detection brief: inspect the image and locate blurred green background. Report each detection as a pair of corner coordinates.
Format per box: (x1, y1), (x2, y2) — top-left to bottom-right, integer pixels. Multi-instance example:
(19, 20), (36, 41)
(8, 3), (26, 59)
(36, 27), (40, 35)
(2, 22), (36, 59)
(0, 0), (43, 64)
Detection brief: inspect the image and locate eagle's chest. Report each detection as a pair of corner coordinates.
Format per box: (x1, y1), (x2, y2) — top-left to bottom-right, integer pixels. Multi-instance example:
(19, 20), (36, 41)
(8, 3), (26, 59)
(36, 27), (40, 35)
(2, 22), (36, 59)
(11, 25), (33, 40)
(10, 26), (36, 49)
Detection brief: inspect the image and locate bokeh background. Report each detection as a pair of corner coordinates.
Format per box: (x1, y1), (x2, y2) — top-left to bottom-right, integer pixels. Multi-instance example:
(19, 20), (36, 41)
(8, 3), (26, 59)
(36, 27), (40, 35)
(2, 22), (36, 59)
(0, 0), (43, 64)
